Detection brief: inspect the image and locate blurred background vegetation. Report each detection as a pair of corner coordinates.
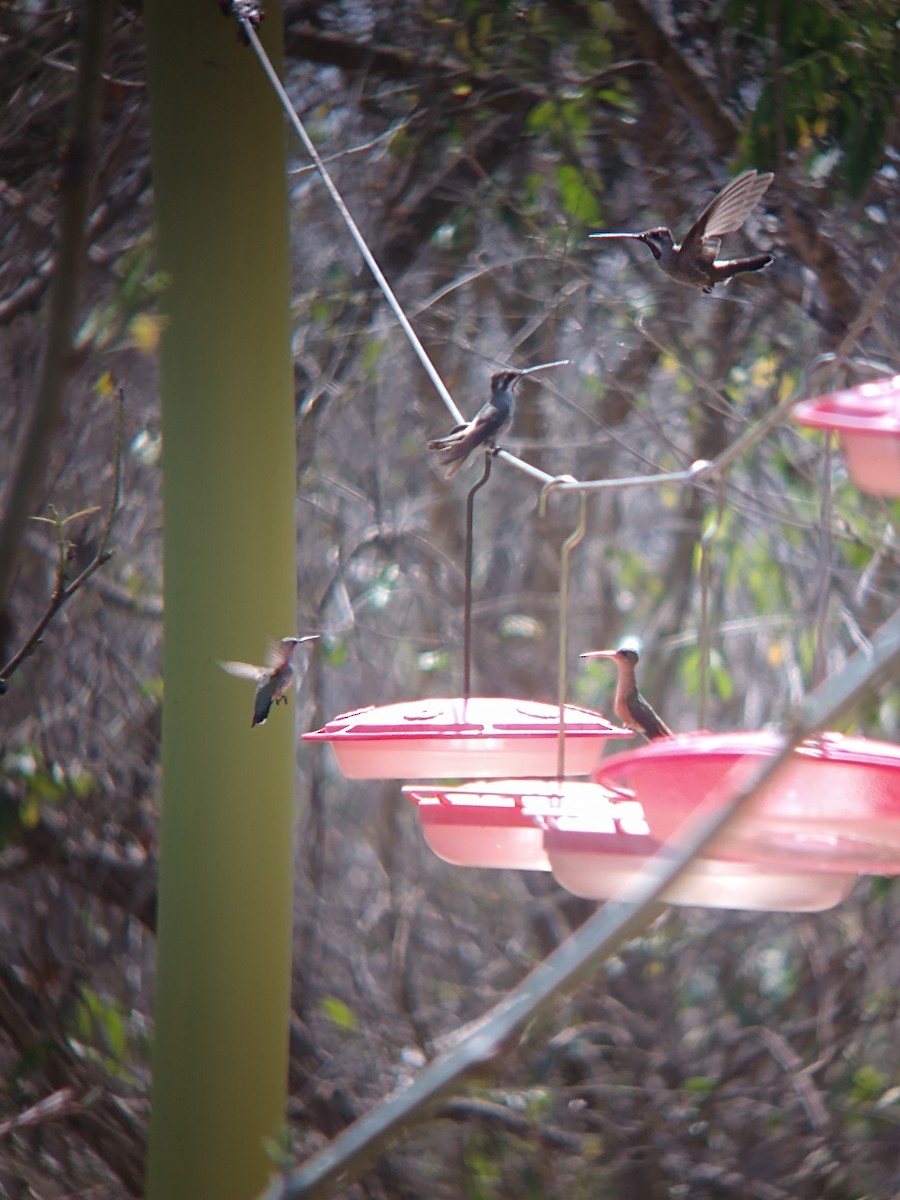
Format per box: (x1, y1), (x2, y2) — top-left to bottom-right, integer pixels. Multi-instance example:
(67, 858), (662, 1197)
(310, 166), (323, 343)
(0, 0), (899, 1195)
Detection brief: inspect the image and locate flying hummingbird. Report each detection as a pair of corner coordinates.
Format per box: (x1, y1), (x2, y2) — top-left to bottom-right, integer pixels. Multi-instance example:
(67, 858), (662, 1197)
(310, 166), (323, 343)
(589, 169), (774, 292)
(427, 361), (568, 478)
(580, 646), (672, 740)
(219, 635), (319, 727)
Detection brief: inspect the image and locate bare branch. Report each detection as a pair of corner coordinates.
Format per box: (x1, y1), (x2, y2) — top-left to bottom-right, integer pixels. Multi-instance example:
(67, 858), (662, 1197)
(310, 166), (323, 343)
(0, 0), (115, 614)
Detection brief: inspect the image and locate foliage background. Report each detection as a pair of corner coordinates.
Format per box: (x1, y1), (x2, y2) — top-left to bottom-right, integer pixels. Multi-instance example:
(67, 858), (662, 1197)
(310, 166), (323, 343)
(0, 0), (899, 1195)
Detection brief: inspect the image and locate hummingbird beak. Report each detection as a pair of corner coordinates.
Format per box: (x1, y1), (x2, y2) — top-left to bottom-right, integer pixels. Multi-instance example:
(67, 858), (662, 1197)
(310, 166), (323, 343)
(588, 232), (644, 240)
(516, 358), (570, 376)
(580, 649), (618, 660)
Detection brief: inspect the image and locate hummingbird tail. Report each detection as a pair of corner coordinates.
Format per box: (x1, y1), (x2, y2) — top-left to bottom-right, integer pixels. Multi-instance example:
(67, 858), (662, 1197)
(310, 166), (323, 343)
(720, 252), (773, 277)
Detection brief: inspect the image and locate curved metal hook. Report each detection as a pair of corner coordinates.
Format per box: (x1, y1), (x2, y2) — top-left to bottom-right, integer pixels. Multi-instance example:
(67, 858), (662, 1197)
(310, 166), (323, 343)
(537, 473), (579, 520)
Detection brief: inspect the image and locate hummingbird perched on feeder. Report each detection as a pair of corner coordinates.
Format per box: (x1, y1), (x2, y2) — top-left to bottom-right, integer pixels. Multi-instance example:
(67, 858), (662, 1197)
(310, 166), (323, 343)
(589, 169), (774, 293)
(580, 645), (672, 740)
(427, 360), (567, 478)
(219, 635), (319, 727)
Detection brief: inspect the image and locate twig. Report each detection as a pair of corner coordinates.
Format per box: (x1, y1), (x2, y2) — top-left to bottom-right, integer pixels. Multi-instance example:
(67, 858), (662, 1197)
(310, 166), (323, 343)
(0, 1088), (78, 1139)
(0, 0), (115, 613)
(0, 387), (125, 692)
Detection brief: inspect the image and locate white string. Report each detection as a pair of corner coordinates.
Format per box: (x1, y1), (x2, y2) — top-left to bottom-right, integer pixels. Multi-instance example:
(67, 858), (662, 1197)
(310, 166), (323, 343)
(241, 20), (465, 424)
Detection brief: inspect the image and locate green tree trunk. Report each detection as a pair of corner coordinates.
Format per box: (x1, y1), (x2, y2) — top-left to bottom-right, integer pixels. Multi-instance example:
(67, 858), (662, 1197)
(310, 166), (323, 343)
(144, 5), (296, 1198)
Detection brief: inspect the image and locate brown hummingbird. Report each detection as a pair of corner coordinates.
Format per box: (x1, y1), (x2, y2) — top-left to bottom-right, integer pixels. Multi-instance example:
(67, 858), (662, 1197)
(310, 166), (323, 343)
(219, 635), (319, 727)
(580, 646), (672, 740)
(589, 169), (774, 292)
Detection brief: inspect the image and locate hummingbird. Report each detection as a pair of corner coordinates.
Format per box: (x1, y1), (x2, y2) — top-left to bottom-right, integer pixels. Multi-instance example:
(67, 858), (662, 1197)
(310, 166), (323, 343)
(427, 360), (568, 478)
(580, 646), (672, 740)
(219, 635), (319, 727)
(589, 169), (774, 292)
(427, 370), (522, 478)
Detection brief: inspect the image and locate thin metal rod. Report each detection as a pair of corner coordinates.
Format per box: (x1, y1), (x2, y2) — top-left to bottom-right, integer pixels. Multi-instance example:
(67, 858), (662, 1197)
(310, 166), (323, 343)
(813, 433), (835, 686)
(240, 20), (464, 425)
(537, 478), (586, 778)
(556, 494), (588, 777)
(498, 380), (808, 494)
(462, 451), (494, 700)
(697, 478), (725, 730)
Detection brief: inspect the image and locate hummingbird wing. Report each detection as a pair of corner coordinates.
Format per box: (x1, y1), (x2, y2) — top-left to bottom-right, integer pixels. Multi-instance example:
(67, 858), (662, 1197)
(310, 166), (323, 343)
(265, 640), (289, 670)
(218, 659), (264, 681)
(680, 170), (773, 260)
(427, 403), (507, 475)
(427, 421), (470, 451)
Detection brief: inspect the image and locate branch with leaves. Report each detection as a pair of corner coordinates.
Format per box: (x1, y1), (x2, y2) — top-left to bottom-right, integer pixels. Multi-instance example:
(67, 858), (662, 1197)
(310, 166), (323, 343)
(0, 385), (125, 694)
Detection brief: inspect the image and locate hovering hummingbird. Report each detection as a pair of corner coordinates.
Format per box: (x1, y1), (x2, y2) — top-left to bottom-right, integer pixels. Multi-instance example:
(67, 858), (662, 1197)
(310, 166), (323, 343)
(219, 635), (319, 727)
(580, 646), (672, 740)
(427, 361), (567, 478)
(589, 169), (774, 292)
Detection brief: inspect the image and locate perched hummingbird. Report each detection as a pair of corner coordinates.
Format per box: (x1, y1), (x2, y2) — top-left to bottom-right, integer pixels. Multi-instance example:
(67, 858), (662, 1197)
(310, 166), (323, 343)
(427, 370), (522, 478)
(219, 635), (319, 727)
(580, 646), (672, 740)
(589, 169), (774, 292)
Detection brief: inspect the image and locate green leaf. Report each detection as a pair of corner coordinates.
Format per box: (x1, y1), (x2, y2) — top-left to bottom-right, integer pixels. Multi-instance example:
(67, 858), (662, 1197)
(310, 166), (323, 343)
(320, 995), (359, 1032)
(681, 1075), (718, 1094)
(555, 164), (602, 225)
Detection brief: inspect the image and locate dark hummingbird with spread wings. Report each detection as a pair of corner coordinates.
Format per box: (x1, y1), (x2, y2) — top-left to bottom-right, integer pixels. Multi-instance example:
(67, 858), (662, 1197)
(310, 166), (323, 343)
(219, 635), (319, 727)
(427, 370), (522, 478)
(580, 646), (672, 740)
(589, 169), (774, 292)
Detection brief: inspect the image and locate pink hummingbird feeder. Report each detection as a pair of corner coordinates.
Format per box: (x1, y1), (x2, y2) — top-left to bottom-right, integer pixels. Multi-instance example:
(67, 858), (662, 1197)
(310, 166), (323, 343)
(403, 771), (859, 911)
(303, 696), (630, 779)
(592, 730), (900, 876)
(544, 729), (900, 912)
(543, 813), (858, 912)
(403, 779), (643, 871)
(793, 374), (900, 497)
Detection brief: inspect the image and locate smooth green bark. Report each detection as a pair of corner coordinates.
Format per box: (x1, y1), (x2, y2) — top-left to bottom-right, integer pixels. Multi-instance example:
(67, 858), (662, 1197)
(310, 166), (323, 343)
(144, 5), (296, 1198)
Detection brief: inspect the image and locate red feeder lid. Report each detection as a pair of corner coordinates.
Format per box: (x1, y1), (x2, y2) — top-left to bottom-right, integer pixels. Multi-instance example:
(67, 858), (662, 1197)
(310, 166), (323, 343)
(794, 375), (900, 432)
(793, 376), (900, 496)
(303, 697), (629, 779)
(403, 779), (638, 871)
(595, 731), (900, 874)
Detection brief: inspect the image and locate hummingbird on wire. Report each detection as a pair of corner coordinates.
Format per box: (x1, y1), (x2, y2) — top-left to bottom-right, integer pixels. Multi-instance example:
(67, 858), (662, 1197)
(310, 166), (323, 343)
(580, 646), (672, 740)
(589, 169), (774, 292)
(427, 360), (568, 478)
(219, 635), (319, 727)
